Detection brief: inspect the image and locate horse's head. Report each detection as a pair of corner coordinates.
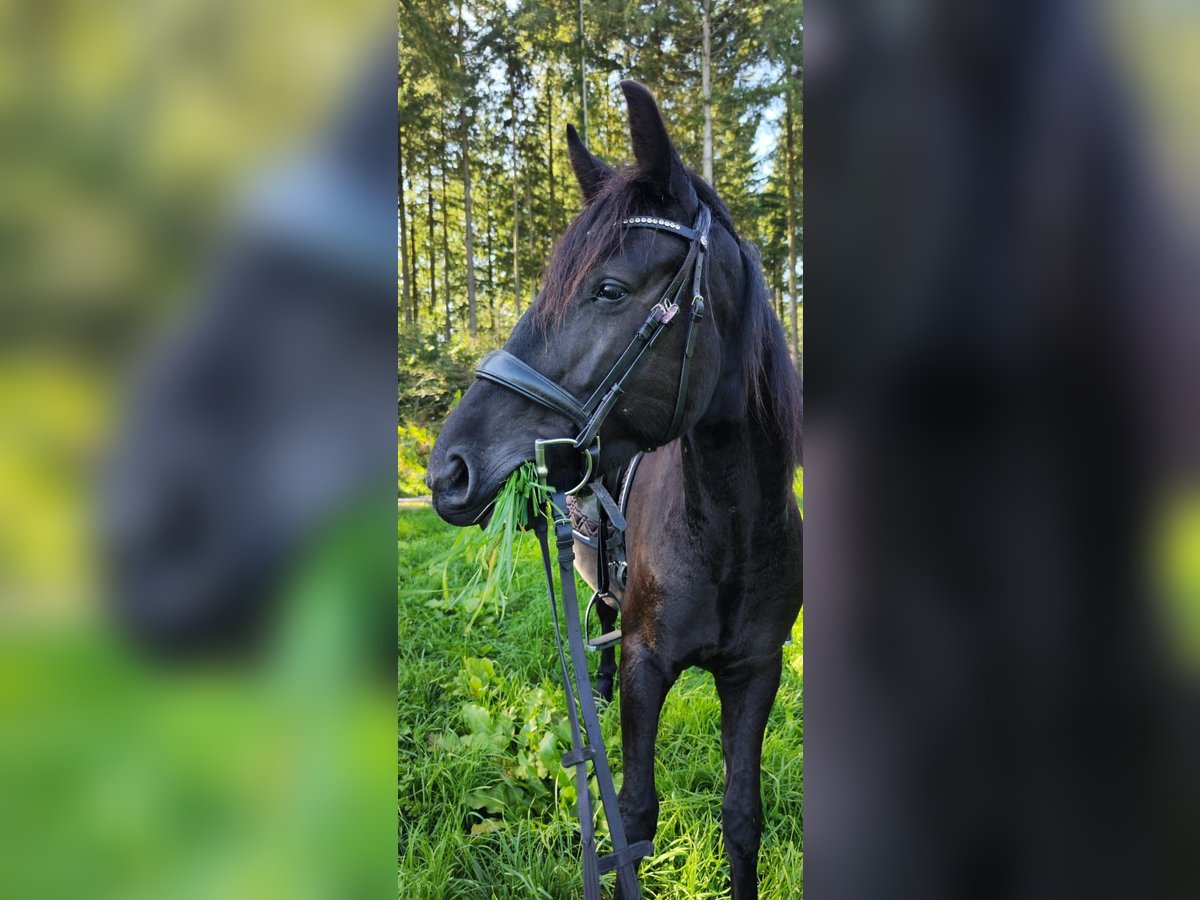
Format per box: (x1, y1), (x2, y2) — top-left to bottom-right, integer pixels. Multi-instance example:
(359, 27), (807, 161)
(428, 81), (748, 525)
(99, 48), (397, 657)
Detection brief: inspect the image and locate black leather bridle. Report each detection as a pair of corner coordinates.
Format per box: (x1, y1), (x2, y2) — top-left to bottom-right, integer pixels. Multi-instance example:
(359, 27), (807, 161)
(470, 205), (712, 900)
(476, 204), (712, 491)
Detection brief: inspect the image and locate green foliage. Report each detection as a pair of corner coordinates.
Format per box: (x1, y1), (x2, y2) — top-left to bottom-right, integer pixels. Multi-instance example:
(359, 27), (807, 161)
(397, 423), (436, 497)
(398, 505), (804, 899)
(440, 655), (579, 822)
(397, 329), (481, 426)
(0, 507), (391, 900)
(398, 0), (803, 353)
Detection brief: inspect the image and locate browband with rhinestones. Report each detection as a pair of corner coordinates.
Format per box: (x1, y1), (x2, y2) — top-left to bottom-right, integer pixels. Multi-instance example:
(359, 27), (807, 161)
(622, 216), (699, 242)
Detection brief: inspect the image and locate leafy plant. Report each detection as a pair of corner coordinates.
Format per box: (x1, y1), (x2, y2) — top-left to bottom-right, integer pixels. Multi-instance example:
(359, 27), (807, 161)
(441, 656), (580, 826)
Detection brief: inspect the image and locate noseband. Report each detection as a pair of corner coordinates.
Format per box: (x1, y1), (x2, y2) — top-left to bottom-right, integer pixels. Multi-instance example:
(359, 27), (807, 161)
(467, 205), (712, 899)
(475, 204), (712, 490)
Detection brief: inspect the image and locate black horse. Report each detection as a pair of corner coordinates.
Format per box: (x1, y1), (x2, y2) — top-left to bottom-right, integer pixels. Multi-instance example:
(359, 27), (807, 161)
(100, 50), (396, 658)
(427, 81), (802, 899)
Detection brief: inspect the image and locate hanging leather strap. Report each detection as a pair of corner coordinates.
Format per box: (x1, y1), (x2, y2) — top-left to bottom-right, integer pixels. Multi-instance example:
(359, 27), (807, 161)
(574, 301), (677, 450)
(663, 245), (707, 443)
(533, 511), (601, 899)
(534, 494), (651, 899)
(589, 479), (627, 532)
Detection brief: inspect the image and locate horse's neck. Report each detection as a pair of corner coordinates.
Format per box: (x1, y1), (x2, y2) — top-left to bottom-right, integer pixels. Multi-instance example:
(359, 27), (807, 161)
(677, 245), (796, 521)
(679, 405), (794, 523)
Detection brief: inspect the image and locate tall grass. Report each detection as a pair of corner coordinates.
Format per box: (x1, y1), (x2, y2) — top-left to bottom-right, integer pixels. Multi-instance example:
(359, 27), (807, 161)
(431, 462), (550, 630)
(398, 505), (804, 899)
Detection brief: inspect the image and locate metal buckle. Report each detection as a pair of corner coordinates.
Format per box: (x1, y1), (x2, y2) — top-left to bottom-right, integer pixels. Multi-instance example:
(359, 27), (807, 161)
(535, 436), (599, 496)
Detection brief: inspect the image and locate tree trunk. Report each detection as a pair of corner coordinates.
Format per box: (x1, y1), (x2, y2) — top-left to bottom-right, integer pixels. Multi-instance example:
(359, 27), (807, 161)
(461, 114), (478, 337)
(409, 189), (418, 326)
(600, 73), (612, 158)
(785, 90), (799, 363)
(485, 183), (496, 334)
(526, 177), (536, 307)
(427, 176), (437, 321)
(701, 0), (713, 183)
(398, 131), (414, 326)
(512, 88), (522, 316)
(578, 0), (588, 143)
(547, 81), (556, 236)
(440, 142), (453, 342)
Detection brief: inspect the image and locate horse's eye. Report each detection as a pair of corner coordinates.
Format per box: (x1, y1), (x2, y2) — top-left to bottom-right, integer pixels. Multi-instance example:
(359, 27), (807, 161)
(595, 282), (628, 303)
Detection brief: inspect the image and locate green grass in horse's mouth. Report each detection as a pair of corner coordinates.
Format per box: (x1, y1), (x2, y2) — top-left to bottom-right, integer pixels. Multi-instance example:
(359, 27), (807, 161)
(434, 461), (550, 631)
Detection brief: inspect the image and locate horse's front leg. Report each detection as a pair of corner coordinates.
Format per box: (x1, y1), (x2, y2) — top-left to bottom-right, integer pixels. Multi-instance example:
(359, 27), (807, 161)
(714, 654), (784, 900)
(615, 636), (673, 899)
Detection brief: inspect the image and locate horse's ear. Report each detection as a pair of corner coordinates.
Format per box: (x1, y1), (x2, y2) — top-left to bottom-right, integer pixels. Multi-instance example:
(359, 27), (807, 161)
(567, 124), (614, 203)
(620, 80), (697, 212)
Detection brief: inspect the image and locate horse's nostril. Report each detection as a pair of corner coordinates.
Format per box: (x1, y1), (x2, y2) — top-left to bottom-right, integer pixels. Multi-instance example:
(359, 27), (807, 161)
(447, 454), (469, 492)
(430, 452), (471, 502)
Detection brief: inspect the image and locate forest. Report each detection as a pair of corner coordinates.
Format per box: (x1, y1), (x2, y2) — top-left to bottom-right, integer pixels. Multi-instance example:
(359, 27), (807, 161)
(398, 0), (802, 436)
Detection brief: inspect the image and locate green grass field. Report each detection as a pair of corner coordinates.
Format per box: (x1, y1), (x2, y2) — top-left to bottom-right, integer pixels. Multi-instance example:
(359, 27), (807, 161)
(398, 505), (803, 899)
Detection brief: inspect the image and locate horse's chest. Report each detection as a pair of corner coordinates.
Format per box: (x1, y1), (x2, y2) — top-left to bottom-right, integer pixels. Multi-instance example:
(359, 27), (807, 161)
(627, 522), (800, 664)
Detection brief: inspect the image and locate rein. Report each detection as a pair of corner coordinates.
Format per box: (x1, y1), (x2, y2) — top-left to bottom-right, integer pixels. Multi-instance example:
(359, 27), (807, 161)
(474, 205), (711, 899)
(532, 496), (650, 900)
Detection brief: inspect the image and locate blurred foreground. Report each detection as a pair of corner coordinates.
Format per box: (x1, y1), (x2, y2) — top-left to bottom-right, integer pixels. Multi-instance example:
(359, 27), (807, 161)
(806, 1), (1200, 898)
(0, 2), (394, 897)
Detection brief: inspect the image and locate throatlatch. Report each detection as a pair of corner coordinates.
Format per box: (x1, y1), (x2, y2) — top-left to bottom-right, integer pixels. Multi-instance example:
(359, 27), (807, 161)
(474, 205), (711, 899)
